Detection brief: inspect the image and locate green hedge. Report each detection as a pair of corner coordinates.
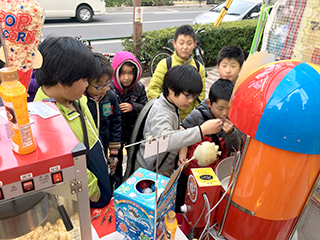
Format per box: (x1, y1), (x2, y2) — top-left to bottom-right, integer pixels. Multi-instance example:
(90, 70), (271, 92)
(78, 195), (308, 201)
(105, 0), (173, 7)
(122, 20), (258, 71)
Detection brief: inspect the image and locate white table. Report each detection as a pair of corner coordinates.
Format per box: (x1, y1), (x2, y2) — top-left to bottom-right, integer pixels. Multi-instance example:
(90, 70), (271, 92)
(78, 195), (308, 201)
(92, 225), (188, 240)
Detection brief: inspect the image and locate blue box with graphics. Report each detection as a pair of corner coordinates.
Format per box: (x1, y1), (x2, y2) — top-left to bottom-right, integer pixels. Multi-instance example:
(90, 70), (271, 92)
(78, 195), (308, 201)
(114, 167), (180, 240)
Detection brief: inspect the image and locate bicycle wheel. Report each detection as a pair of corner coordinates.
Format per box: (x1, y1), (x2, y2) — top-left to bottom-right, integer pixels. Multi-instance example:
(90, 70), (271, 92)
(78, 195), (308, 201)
(149, 50), (172, 77)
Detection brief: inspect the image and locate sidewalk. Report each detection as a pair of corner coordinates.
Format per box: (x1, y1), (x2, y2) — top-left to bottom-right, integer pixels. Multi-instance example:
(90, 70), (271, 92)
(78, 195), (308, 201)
(139, 65), (220, 97)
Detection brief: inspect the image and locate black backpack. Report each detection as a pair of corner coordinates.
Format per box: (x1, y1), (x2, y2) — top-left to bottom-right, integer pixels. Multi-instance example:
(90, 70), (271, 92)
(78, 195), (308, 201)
(123, 98), (156, 181)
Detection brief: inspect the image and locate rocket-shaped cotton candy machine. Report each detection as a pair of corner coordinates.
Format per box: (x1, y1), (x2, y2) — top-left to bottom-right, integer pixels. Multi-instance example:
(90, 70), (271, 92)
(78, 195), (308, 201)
(212, 60), (320, 240)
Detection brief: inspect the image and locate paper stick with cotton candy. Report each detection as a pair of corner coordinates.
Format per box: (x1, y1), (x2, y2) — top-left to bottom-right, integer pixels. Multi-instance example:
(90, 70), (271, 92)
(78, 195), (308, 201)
(185, 141), (221, 167)
(0, 0), (45, 89)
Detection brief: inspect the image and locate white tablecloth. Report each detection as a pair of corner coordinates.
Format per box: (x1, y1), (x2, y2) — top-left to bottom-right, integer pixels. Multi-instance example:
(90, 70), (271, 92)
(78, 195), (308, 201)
(91, 225), (188, 240)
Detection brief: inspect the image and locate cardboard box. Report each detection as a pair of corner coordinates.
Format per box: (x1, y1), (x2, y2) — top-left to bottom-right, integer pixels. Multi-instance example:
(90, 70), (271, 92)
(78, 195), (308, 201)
(114, 167), (181, 240)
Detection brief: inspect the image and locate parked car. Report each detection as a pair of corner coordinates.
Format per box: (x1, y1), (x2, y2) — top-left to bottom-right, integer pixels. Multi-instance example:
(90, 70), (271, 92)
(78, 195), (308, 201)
(39, 0), (106, 23)
(193, 0), (262, 25)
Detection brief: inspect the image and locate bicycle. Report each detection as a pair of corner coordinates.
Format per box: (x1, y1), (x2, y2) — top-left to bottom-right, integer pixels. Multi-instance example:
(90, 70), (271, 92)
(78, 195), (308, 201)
(149, 27), (206, 77)
(75, 36), (116, 63)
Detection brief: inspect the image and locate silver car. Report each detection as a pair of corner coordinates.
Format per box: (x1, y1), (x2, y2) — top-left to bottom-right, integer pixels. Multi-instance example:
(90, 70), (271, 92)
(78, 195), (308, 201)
(193, 0), (262, 25)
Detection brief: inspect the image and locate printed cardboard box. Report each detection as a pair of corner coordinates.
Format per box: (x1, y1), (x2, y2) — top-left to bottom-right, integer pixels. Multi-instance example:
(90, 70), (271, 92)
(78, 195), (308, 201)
(114, 167), (181, 240)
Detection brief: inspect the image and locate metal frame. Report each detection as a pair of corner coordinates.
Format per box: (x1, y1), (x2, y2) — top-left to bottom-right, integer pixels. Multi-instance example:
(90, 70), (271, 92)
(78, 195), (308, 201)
(217, 136), (251, 237)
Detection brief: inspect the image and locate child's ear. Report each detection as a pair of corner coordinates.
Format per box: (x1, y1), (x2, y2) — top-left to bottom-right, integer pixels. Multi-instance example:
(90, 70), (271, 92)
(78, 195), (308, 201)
(206, 99), (211, 108)
(173, 40), (177, 49)
(58, 82), (67, 89)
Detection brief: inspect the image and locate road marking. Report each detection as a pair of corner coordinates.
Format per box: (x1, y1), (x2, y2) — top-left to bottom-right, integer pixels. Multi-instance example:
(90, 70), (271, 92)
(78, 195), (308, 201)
(90, 40), (123, 44)
(104, 10), (206, 14)
(164, 9), (179, 12)
(43, 19), (193, 28)
(153, 10), (205, 14)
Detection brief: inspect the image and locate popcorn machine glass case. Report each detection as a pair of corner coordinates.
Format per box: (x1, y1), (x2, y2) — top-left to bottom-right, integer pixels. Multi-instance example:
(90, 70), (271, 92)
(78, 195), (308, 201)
(0, 101), (92, 240)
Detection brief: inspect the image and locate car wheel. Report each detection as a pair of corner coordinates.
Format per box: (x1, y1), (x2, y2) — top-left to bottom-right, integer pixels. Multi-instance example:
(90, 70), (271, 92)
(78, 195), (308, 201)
(76, 5), (93, 23)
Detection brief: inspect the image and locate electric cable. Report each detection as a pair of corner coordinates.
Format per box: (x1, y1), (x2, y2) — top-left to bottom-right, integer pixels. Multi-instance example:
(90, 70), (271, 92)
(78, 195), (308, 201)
(197, 177), (234, 240)
(188, 200), (207, 239)
(199, 193), (211, 240)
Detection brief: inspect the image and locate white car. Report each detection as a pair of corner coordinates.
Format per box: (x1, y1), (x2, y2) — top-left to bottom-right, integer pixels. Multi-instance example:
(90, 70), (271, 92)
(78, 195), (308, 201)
(193, 0), (262, 25)
(38, 0), (106, 23)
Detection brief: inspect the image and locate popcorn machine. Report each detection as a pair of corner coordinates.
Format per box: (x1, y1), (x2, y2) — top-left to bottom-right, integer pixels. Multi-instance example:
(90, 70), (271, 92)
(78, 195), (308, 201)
(0, 101), (92, 240)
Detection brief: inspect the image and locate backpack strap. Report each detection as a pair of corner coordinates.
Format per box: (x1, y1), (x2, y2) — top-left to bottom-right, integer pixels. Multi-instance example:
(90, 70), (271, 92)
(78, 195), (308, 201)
(166, 56), (172, 70)
(73, 100), (90, 164)
(194, 59), (200, 71)
(194, 59), (201, 104)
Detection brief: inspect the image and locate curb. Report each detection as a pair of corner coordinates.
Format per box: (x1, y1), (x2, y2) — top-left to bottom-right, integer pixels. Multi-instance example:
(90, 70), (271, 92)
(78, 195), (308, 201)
(105, 1), (214, 11)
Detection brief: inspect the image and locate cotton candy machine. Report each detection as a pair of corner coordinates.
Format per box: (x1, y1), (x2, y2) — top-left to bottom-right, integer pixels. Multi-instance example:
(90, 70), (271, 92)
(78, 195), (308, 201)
(210, 60), (320, 240)
(0, 101), (92, 240)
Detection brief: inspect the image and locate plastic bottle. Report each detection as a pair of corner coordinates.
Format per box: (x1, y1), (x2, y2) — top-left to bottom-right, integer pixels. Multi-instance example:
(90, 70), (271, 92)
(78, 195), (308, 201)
(165, 211), (178, 240)
(0, 67), (37, 154)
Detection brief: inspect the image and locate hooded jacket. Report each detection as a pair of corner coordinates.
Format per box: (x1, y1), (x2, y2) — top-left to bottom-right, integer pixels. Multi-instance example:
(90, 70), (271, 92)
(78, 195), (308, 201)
(147, 51), (206, 121)
(111, 51), (148, 144)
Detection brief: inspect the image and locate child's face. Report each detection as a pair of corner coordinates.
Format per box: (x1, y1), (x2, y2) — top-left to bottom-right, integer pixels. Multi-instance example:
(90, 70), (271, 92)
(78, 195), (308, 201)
(217, 58), (241, 83)
(173, 34), (197, 61)
(87, 74), (111, 97)
(63, 78), (89, 101)
(119, 64), (134, 87)
(167, 88), (198, 110)
(208, 99), (229, 120)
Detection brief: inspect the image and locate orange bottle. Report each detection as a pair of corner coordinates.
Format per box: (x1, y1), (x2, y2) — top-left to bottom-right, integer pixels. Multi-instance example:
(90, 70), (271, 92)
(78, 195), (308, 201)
(0, 67), (37, 154)
(165, 211), (178, 240)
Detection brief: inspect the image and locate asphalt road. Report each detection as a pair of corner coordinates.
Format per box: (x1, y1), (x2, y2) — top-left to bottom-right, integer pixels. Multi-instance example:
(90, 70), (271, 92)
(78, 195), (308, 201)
(41, 5), (212, 53)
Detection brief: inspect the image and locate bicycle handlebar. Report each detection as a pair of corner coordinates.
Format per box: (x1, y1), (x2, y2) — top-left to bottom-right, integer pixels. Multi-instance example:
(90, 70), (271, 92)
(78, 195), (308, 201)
(195, 27), (206, 34)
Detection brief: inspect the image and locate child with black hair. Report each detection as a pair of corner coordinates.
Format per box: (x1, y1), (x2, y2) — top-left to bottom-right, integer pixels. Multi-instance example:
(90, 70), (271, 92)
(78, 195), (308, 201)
(135, 65), (223, 177)
(85, 52), (122, 191)
(111, 51), (148, 179)
(175, 79), (242, 212)
(216, 45), (245, 83)
(34, 36), (112, 208)
(147, 25), (206, 121)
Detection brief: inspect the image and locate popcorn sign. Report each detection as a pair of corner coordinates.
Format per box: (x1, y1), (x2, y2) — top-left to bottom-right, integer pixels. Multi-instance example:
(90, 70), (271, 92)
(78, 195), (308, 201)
(0, 0), (45, 89)
(1, 11), (37, 44)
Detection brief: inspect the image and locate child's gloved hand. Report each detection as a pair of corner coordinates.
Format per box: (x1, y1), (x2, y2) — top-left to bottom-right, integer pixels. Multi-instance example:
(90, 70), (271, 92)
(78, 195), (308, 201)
(222, 118), (234, 134)
(119, 103), (133, 113)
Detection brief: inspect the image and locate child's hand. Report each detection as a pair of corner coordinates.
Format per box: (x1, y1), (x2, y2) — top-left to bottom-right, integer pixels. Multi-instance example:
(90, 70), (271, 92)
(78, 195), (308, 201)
(178, 157), (188, 167)
(108, 157), (118, 171)
(178, 146), (188, 167)
(119, 103), (133, 113)
(222, 118), (234, 134)
(200, 119), (223, 136)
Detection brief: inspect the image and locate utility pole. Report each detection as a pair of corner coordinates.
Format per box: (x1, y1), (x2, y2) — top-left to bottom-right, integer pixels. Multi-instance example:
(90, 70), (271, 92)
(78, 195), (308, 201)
(133, 0), (142, 58)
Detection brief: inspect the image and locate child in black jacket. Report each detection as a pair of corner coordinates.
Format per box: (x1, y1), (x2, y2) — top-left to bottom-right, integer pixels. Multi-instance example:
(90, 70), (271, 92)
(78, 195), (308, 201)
(85, 52), (122, 191)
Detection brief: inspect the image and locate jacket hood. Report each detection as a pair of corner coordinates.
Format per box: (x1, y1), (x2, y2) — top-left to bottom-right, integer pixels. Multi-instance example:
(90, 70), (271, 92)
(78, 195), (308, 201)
(198, 99), (215, 120)
(111, 51), (142, 95)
